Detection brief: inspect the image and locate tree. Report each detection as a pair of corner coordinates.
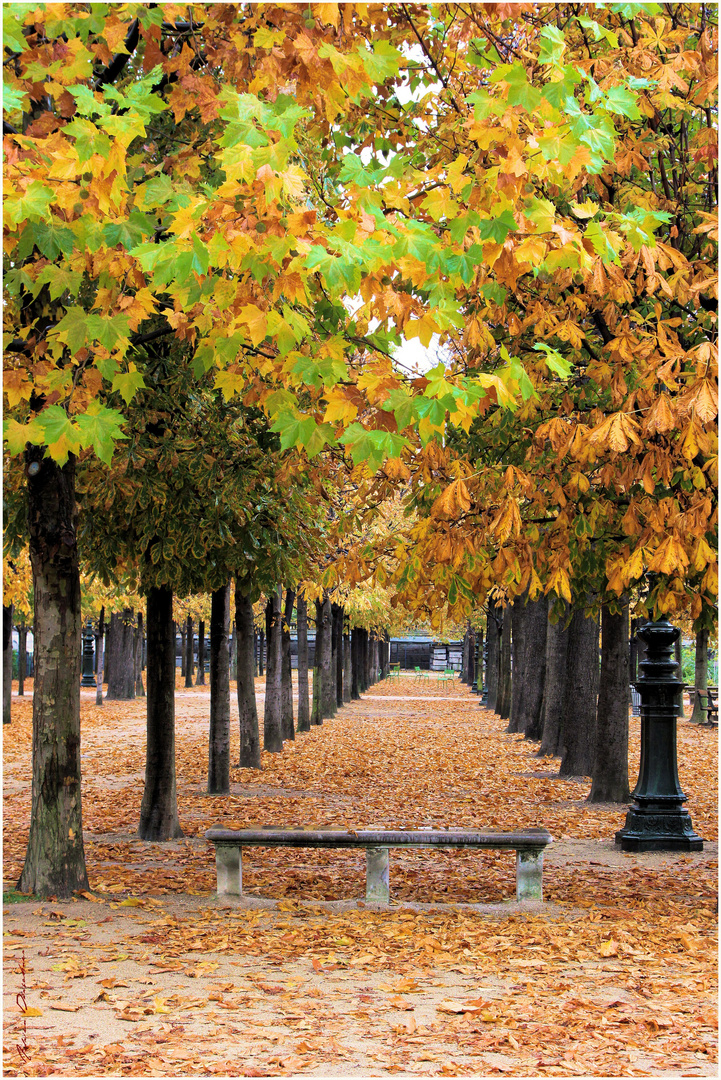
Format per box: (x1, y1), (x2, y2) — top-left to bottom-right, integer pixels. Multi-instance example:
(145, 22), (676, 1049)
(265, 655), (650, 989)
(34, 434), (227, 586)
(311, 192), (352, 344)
(589, 598), (631, 803)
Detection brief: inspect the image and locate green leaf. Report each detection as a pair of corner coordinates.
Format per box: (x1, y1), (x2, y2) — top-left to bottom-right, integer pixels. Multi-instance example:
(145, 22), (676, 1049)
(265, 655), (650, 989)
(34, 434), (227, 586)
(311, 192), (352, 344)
(478, 210), (518, 244)
(103, 213), (154, 249)
(35, 406), (83, 466)
(603, 84), (641, 120)
(3, 418), (43, 456)
(75, 404), (127, 465)
(2, 82), (26, 112)
(64, 118), (111, 162)
(191, 232), (209, 275)
(111, 365), (146, 405)
(538, 24), (566, 66)
(4, 180), (55, 224)
(533, 343), (573, 379)
(30, 220), (76, 260)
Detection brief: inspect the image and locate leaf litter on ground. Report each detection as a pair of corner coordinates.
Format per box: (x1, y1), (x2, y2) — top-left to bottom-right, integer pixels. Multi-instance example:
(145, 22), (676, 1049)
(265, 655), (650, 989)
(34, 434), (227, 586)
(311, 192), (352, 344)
(3, 675), (717, 1076)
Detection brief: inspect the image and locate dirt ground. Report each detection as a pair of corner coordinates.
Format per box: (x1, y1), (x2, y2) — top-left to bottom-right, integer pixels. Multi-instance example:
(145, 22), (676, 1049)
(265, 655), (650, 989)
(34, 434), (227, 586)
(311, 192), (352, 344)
(3, 676), (718, 1077)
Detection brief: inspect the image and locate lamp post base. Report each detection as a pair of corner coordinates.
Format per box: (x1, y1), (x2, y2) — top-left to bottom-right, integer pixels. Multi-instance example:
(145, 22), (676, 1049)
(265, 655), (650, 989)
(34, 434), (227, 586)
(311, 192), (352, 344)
(615, 807), (703, 851)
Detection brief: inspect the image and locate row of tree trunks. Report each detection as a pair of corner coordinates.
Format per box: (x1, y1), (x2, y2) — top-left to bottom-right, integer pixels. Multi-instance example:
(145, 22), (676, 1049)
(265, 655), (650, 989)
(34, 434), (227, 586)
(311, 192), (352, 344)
(236, 574), (260, 769)
(296, 595), (310, 732)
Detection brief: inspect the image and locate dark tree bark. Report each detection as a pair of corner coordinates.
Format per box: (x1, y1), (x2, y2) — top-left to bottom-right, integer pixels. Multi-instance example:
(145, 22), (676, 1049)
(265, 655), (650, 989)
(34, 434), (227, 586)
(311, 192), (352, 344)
(229, 621), (237, 682)
(589, 599), (631, 803)
(320, 596), (334, 720)
(296, 594), (310, 732)
(522, 595), (548, 741)
(486, 606), (500, 710)
(508, 594), (527, 733)
(461, 627), (469, 683)
(94, 608), (104, 706)
(253, 630), (258, 677)
(690, 626), (709, 724)
(196, 618), (205, 686)
(264, 588), (283, 752)
(311, 599), (323, 724)
(333, 603), (344, 709)
(675, 634), (684, 720)
(629, 618), (640, 683)
(184, 615), (193, 688)
(19, 454), (89, 896)
(236, 574), (261, 768)
(179, 625), (186, 679)
(107, 609), (135, 699)
(258, 629), (264, 677)
(538, 603), (570, 758)
(351, 627), (361, 699)
(281, 588), (295, 741)
(496, 609), (512, 719)
(467, 629), (476, 690)
(208, 582), (231, 794)
(18, 620), (27, 697)
(3, 604), (13, 725)
(134, 610), (145, 697)
(343, 629), (352, 702)
(559, 610), (600, 777)
(138, 586), (183, 840)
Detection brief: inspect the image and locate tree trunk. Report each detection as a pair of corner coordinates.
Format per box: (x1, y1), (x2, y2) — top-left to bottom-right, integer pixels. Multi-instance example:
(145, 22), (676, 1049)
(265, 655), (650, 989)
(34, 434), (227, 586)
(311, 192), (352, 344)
(538, 603), (570, 758)
(19, 454), (89, 896)
(258, 629), (264, 677)
(281, 587), (295, 741)
(229, 621), (237, 682)
(208, 582), (231, 794)
(351, 627), (361, 699)
(343, 630), (352, 702)
(17, 621), (27, 697)
(690, 626), (709, 724)
(333, 603), (344, 709)
(138, 586), (183, 840)
(461, 627), (469, 683)
(508, 594), (527, 733)
(675, 634), (684, 720)
(196, 618), (205, 685)
(496, 609), (512, 719)
(320, 596), (334, 720)
(467, 629), (476, 690)
(559, 610), (600, 777)
(134, 610), (145, 697)
(3, 604), (13, 725)
(179, 625), (185, 679)
(94, 608), (104, 706)
(107, 609), (135, 699)
(296, 594), (310, 732)
(486, 605), (500, 710)
(236, 574), (261, 768)
(589, 599), (630, 803)
(253, 630), (258, 677)
(184, 615), (193, 688)
(312, 600), (322, 724)
(264, 588), (283, 752)
(522, 595), (548, 741)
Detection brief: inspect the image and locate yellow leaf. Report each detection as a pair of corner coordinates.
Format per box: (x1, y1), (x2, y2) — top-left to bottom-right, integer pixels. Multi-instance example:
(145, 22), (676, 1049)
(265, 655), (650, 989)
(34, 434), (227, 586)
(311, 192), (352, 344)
(118, 897), (142, 907)
(21, 1007), (43, 1017)
(405, 314), (440, 348)
(238, 304), (268, 347)
(648, 537), (689, 575)
(313, 2), (340, 29)
(571, 199), (599, 219)
(598, 940), (618, 957)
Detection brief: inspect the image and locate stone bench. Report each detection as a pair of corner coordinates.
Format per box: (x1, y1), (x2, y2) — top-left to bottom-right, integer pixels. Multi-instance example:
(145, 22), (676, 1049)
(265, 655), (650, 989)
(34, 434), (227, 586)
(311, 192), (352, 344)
(204, 827), (553, 903)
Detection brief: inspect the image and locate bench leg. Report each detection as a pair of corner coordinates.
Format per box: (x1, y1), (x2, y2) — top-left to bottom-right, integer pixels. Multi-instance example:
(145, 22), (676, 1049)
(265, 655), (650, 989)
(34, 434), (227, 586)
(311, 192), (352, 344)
(216, 845), (242, 896)
(516, 848), (543, 901)
(366, 847), (390, 903)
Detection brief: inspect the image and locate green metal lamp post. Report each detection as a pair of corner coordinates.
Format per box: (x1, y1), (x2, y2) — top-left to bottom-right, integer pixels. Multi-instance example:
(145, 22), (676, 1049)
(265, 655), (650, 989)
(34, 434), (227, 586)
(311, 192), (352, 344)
(80, 617), (96, 688)
(616, 615), (703, 852)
